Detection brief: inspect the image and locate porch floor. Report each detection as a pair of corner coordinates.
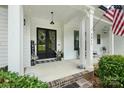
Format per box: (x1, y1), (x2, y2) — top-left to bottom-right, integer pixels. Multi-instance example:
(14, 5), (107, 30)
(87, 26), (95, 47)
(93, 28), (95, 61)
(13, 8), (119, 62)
(25, 59), (98, 82)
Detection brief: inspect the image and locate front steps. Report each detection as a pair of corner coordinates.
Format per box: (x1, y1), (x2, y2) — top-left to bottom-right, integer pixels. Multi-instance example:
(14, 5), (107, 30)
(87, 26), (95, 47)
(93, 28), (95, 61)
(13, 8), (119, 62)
(76, 78), (93, 88)
(48, 71), (94, 88)
(63, 78), (93, 88)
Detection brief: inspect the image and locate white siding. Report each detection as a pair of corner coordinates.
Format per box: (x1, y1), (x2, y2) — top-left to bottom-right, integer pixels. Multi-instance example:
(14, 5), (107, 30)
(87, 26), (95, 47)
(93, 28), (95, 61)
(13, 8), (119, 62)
(0, 7), (8, 67)
(114, 35), (124, 55)
(23, 16), (31, 67)
(64, 17), (81, 60)
(93, 29), (109, 56)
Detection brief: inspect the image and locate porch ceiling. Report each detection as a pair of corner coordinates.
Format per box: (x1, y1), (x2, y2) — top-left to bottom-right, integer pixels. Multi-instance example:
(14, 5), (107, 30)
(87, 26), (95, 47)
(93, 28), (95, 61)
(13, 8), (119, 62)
(24, 5), (111, 29)
(93, 5), (111, 32)
(94, 19), (111, 33)
(93, 5), (112, 23)
(24, 5), (84, 24)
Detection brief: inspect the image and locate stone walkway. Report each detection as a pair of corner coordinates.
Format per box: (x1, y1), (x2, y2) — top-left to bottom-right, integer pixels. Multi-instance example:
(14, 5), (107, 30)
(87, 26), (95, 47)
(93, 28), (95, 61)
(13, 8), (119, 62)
(76, 78), (93, 88)
(63, 78), (93, 88)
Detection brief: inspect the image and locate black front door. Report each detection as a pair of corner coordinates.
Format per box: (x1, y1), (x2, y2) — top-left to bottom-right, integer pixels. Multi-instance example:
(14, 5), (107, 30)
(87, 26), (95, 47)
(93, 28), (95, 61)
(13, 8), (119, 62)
(37, 28), (56, 59)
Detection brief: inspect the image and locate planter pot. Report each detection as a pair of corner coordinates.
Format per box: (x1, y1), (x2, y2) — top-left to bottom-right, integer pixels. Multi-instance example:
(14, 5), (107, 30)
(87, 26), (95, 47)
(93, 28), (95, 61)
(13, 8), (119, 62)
(31, 60), (36, 66)
(56, 56), (62, 61)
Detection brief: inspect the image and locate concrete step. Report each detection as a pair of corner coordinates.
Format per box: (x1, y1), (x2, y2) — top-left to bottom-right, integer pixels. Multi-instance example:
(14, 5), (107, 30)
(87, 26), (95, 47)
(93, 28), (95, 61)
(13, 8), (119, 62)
(76, 78), (93, 88)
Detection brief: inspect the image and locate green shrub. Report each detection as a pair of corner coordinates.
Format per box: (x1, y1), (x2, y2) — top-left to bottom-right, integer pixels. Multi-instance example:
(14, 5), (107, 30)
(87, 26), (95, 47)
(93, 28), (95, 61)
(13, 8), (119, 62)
(0, 70), (48, 88)
(98, 55), (124, 88)
(0, 66), (8, 71)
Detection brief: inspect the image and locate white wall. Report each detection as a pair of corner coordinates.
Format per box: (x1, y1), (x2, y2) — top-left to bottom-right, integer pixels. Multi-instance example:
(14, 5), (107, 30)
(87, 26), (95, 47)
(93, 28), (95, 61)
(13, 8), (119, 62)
(93, 29), (102, 56)
(102, 32), (109, 54)
(93, 27), (124, 56)
(114, 35), (124, 55)
(28, 16), (83, 60)
(0, 6), (8, 67)
(30, 17), (63, 56)
(93, 28), (109, 56)
(64, 17), (81, 60)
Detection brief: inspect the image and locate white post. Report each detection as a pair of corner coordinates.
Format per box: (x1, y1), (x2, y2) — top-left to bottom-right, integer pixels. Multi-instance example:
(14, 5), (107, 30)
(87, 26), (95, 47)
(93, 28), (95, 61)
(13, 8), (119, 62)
(109, 27), (114, 55)
(86, 9), (94, 70)
(8, 5), (24, 75)
(79, 18), (86, 69)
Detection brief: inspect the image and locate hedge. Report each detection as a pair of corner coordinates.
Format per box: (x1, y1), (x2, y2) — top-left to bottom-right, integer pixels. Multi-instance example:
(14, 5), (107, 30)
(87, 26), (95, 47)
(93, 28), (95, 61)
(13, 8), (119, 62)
(0, 70), (48, 88)
(98, 55), (124, 88)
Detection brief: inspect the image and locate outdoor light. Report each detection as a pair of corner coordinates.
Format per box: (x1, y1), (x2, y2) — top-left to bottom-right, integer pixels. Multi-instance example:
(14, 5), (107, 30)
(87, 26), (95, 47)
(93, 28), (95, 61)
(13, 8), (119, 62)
(102, 26), (109, 34)
(24, 19), (26, 26)
(50, 12), (55, 25)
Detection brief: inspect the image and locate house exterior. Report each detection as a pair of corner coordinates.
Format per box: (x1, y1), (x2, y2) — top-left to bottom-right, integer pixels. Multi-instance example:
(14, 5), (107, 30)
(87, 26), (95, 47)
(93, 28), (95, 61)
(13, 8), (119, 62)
(0, 5), (124, 76)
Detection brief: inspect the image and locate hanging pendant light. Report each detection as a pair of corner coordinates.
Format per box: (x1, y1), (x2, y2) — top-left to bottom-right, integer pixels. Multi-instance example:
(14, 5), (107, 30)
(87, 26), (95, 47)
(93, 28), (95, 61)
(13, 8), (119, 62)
(50, 12), (55, 25)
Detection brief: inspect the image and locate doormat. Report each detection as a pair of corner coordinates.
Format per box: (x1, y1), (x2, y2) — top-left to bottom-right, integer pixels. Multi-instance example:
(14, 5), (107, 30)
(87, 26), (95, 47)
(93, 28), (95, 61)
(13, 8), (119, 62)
(36, 59), (57, 64)
(63, 83), (80, 88)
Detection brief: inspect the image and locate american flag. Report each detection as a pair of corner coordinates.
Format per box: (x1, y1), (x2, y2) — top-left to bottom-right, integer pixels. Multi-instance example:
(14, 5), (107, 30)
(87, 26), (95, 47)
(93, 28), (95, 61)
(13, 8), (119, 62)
(101, 5), (124, 36)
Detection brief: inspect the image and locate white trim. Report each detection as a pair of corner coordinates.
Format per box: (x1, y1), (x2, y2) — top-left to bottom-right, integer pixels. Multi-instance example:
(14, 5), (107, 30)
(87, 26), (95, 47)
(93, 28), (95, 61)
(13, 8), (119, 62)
(109, 27), (114, 54)
(85, 5), (95, 11)
(94, 16), (112, 25)
(36, 58), (56, 62)
(79, 18), (86, 68)
(8, 5), (24, 75)
(86, 9), (94, 69)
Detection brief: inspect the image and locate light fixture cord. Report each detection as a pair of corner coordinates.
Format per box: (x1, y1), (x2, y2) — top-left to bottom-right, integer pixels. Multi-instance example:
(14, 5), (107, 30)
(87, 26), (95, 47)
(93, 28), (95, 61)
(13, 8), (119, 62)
(51, 12), (53, 21)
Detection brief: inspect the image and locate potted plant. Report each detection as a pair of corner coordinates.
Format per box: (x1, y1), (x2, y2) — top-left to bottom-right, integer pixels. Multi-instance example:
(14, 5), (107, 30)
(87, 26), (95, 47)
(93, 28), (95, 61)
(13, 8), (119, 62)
(102, 46), (107, 54)
(55, 50), (64, 61)
(31, 55), (38, 66)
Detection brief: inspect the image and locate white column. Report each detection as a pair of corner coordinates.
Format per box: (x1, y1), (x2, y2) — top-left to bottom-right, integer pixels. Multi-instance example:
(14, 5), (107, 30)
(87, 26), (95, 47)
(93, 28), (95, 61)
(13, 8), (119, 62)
(109, 27), (114, 54)
(79, 18), (86, 69)
(86, 9), (94, 70)
(8, 5), (24, 75)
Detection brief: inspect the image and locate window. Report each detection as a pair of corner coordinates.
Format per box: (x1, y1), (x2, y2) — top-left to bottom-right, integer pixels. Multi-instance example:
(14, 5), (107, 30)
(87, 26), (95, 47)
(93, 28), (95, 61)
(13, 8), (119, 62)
(74, 31), (79, 50)
(97, 34), (101, 44)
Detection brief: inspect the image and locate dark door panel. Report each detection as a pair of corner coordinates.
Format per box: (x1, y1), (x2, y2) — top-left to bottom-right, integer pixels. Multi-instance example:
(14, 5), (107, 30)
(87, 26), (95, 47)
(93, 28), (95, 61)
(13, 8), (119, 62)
(37, 28), (56, 59)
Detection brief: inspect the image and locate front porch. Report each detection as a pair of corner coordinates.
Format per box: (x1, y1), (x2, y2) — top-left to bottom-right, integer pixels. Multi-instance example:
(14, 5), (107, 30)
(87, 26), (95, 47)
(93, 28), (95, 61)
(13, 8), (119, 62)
(8, 5), (97, 75)
(25, 59), (84, 82)
(7, 6), (113, 84)
(25, 59), (98, 87)
(1, 5), (123, 88)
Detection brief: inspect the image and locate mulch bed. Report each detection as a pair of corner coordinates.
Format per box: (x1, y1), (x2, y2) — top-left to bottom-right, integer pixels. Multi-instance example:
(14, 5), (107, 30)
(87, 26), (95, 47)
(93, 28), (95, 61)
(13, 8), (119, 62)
(92, 64), (102, 88)
(92, 74), (102, 88)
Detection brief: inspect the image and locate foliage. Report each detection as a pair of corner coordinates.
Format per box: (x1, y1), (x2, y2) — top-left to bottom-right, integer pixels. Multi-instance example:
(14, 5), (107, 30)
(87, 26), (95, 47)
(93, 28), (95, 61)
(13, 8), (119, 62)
(55, 50), (64, 61)
(0, 66), (8, 71)
(98, 55), (124, 88)
(94, 64), (99, 77)
(0, 70), (48, 88)
(38, 45), (45, 52)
